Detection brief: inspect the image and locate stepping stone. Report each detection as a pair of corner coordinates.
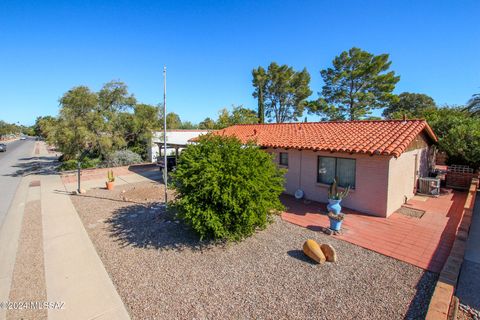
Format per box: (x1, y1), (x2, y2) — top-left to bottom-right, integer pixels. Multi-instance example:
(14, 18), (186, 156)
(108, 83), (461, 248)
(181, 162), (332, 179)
(320, 244), (337, 262)
(303, 239), (326, 264)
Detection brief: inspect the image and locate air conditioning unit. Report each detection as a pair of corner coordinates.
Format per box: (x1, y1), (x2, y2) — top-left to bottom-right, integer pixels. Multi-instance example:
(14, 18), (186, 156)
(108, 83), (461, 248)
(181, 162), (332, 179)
(418, 177), (440, 196)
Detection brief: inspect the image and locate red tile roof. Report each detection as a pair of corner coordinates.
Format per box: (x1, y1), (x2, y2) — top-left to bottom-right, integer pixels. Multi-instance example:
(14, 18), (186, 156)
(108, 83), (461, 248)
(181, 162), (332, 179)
(209, 120), (437, 157)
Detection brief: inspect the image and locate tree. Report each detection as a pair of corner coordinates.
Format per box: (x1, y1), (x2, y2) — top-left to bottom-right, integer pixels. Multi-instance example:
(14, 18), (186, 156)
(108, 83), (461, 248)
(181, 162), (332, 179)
(309, 47), (400, 120)
(252, 62), (312, 123)
(465, 93), (480, 116)
(55, 86), (99, 159)
(34, 116), (58, 142)
(166, 112), (182, 129)
(179, 121), (198, 129)
(383, 92), (436, 119)
(252, 67), (267, 123)
(230, 105), (258, 125)
(422, 106), (480, 168)
(199, 117), (216, 130)
(171, 135), (285, 240)
(215, 108), (231, 129)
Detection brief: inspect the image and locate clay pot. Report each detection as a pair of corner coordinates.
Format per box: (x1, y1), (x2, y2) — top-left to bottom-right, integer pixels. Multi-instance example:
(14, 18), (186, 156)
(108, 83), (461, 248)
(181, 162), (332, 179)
(106, 181), (114, 190)
(303, 239), (326, 264)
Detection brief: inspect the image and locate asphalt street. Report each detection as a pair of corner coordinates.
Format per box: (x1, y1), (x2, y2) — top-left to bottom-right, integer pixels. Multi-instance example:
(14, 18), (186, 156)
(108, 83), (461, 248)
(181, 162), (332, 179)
(0, 138), (35, 228)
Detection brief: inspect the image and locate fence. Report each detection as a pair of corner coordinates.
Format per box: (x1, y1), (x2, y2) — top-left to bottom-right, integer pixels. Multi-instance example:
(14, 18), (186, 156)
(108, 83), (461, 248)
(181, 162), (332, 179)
(446, 165), (478, 190)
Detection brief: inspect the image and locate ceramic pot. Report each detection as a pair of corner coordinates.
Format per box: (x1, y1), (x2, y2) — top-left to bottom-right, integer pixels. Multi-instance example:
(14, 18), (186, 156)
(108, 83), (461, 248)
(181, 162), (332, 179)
(327, 199), (342, 214)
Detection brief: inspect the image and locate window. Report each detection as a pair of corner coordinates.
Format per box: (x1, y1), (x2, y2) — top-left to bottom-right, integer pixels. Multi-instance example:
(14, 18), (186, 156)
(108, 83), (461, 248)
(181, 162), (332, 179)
(317, 156), (356, 188)
(279, 152), (288, 166)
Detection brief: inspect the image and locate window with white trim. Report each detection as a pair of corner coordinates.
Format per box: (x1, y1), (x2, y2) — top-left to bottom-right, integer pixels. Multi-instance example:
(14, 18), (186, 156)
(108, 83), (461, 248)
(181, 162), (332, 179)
(317, 156), (356, 188)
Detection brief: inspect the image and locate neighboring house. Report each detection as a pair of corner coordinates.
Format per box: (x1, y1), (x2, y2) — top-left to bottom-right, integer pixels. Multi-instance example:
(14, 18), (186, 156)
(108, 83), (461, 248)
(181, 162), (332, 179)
(209, 120), (438, 217)
(148, 130), (209, 162)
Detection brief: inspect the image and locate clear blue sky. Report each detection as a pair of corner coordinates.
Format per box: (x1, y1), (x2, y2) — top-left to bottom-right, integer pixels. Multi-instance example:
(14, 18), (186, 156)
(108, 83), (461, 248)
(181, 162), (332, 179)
(1, 0), (479, 125)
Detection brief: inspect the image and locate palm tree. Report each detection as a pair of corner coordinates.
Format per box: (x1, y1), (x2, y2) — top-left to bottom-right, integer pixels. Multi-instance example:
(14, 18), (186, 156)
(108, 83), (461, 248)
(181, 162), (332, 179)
(465, 93), (480, 116)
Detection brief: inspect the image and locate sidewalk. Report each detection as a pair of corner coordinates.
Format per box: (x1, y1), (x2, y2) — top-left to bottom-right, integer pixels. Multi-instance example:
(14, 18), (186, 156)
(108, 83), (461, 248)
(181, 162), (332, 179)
(0, 141), (131, 320)
(456, 190), (480, 310)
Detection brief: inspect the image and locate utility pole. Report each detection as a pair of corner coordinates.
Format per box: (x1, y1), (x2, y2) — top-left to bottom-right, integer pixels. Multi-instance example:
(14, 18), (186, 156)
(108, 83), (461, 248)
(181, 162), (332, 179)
(163, 66), (168, 206)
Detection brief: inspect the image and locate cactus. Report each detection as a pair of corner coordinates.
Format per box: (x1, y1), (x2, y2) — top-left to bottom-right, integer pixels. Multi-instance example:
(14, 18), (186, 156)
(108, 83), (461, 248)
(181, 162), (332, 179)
(328, 178), (350, 200)
(107, 170), (115, 182)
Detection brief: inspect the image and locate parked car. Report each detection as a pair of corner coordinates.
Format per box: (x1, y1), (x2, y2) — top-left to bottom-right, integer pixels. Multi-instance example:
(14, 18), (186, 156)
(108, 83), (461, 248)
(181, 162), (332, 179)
(20, 136), (27, 140)
(0, 143), (6, 152)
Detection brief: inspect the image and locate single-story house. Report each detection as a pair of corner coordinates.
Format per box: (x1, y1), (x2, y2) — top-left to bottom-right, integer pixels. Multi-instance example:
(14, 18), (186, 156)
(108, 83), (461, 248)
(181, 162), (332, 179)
(148, 130), (209, 162)
(208, 120), (438, 217)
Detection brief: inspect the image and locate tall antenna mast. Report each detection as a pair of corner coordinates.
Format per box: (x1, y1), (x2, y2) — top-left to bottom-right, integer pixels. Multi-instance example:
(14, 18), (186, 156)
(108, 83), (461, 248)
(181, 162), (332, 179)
(163, 66), (168, 206)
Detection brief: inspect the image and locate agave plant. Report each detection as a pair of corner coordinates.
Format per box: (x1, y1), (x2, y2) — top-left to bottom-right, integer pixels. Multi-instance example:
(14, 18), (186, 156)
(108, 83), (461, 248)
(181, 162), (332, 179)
(328, 178), (350, 200)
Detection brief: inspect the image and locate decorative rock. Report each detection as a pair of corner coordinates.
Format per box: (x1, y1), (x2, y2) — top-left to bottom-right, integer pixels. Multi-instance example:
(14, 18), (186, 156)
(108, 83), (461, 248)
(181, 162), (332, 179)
(320, 244), (337, 262)
(302, 239), (326, 264)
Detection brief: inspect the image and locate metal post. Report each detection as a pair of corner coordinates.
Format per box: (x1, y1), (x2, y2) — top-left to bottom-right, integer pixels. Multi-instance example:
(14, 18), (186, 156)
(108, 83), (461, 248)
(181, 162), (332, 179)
(77, 160), (81, 193)
(163, 66), (168, 206)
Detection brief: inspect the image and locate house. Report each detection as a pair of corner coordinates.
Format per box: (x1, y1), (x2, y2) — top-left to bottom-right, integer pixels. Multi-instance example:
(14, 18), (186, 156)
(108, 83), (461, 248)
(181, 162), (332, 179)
(148, 130), (209, 162)
(209, 120), (438, 217)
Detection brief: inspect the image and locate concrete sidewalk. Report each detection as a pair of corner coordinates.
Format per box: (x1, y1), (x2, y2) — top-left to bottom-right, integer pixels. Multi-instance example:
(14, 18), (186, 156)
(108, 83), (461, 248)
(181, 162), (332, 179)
(0, 141), (131, 320)
(456, 191), (480, 310)
(41, 174), (130, 319)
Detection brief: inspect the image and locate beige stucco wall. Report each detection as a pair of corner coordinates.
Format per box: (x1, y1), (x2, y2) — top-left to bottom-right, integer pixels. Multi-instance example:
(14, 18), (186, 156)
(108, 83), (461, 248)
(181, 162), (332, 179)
(386, 147), (430, 215)
(267, 148), (391, 217)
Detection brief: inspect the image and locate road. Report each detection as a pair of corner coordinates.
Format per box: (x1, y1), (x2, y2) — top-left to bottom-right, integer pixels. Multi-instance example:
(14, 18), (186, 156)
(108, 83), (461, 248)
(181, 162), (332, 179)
(0, 138), (35, 228)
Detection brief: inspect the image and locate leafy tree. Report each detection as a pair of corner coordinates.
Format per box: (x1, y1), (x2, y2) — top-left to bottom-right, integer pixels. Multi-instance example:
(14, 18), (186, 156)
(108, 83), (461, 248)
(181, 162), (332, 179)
(179, 121), (198, 129)
(252, 66), (267, 123)
(55, 86), (99, 159)
(230, 105), (258, 125)
(34, 116), (58, 140)
(422, 106), (480, 168)
(118, 103), (160, 159)
(383, 92), (436, 119)
(199, 117), (216, 130)
(252, 62), (312, 123)
(171, 135), (285, 240)
(216, 108), (231, 129)
(166, 112), (182, 129)
(309, 47), (400, 120)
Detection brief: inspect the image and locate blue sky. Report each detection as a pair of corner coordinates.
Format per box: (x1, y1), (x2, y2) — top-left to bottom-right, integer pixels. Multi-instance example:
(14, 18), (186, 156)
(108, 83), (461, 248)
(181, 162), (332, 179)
(1, 0), (479, 125)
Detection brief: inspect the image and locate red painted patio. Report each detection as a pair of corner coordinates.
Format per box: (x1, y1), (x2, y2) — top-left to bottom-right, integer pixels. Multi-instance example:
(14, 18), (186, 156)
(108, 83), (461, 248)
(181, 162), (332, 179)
(281, 191), (467, 273)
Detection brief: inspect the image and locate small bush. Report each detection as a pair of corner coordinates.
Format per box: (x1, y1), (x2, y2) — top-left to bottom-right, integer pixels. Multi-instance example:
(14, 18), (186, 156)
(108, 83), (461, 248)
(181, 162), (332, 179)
(59, 157), (101, 171)
(105, 150), (143, 167)
(171, 135), (285, 241)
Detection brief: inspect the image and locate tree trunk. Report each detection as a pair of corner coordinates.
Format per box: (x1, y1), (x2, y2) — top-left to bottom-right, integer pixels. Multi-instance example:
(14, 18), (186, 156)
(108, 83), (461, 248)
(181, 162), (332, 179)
(258, 88), (265, 124)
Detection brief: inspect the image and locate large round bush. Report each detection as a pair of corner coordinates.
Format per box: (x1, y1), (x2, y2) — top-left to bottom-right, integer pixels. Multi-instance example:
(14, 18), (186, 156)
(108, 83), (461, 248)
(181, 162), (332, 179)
(171, 135), (285, 240)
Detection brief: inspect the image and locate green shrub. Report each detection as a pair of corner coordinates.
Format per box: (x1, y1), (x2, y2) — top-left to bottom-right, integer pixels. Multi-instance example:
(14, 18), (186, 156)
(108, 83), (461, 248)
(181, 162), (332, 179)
(59, 157), (101, 171)
(171, 135), (285, 241)
(104, 150), (143, 167)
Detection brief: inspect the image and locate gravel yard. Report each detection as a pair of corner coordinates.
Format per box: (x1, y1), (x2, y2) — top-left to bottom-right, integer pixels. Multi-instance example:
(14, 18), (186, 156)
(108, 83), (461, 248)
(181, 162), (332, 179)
(71, 181), (437, 320)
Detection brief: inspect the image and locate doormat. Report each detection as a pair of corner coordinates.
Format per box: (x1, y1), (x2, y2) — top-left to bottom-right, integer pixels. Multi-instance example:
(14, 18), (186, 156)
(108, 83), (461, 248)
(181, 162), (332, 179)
(398, 206), (425, 218)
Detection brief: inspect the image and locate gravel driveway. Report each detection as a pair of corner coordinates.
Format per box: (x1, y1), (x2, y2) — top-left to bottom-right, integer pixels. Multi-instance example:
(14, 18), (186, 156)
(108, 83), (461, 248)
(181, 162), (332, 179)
(71, 181), (437, 320)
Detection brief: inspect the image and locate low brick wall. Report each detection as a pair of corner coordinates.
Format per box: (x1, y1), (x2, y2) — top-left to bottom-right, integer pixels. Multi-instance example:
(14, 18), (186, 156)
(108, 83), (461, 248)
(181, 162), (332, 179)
(426, 178), (479, 320)
(60, 163), (157, 184)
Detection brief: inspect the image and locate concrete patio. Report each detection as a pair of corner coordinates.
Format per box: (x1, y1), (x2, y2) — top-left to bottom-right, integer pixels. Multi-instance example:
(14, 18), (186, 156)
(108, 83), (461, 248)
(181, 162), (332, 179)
(281, 190), (468, 273)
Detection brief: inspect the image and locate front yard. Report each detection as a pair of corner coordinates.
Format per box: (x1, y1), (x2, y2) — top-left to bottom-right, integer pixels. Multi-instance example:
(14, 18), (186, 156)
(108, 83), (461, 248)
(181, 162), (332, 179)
(70, 181), (437, 319)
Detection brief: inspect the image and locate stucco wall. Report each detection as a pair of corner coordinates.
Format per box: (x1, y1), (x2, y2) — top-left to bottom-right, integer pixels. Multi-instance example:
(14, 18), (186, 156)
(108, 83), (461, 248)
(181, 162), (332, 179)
(267, 148), (391, 217)
(386, 147), (430, 215)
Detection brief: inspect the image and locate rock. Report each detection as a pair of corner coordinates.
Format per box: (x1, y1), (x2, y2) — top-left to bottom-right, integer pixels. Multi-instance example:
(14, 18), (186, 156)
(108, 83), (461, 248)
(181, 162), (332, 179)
(320, 244), (337, 262)
(80, 188), (87, 194)
(302, 239), (326, 264)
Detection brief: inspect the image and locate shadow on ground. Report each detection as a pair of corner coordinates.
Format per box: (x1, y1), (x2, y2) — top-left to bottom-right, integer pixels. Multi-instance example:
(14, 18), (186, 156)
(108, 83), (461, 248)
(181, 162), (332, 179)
(286, 250), (317, 265)
(106, 202), (219, 251)
(404, 271), (439, 319)
(3, 156), (59, 177)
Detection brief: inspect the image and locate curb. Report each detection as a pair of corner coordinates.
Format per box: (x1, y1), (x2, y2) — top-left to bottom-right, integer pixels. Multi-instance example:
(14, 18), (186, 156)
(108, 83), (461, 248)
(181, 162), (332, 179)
(426, 178), (479, 320)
